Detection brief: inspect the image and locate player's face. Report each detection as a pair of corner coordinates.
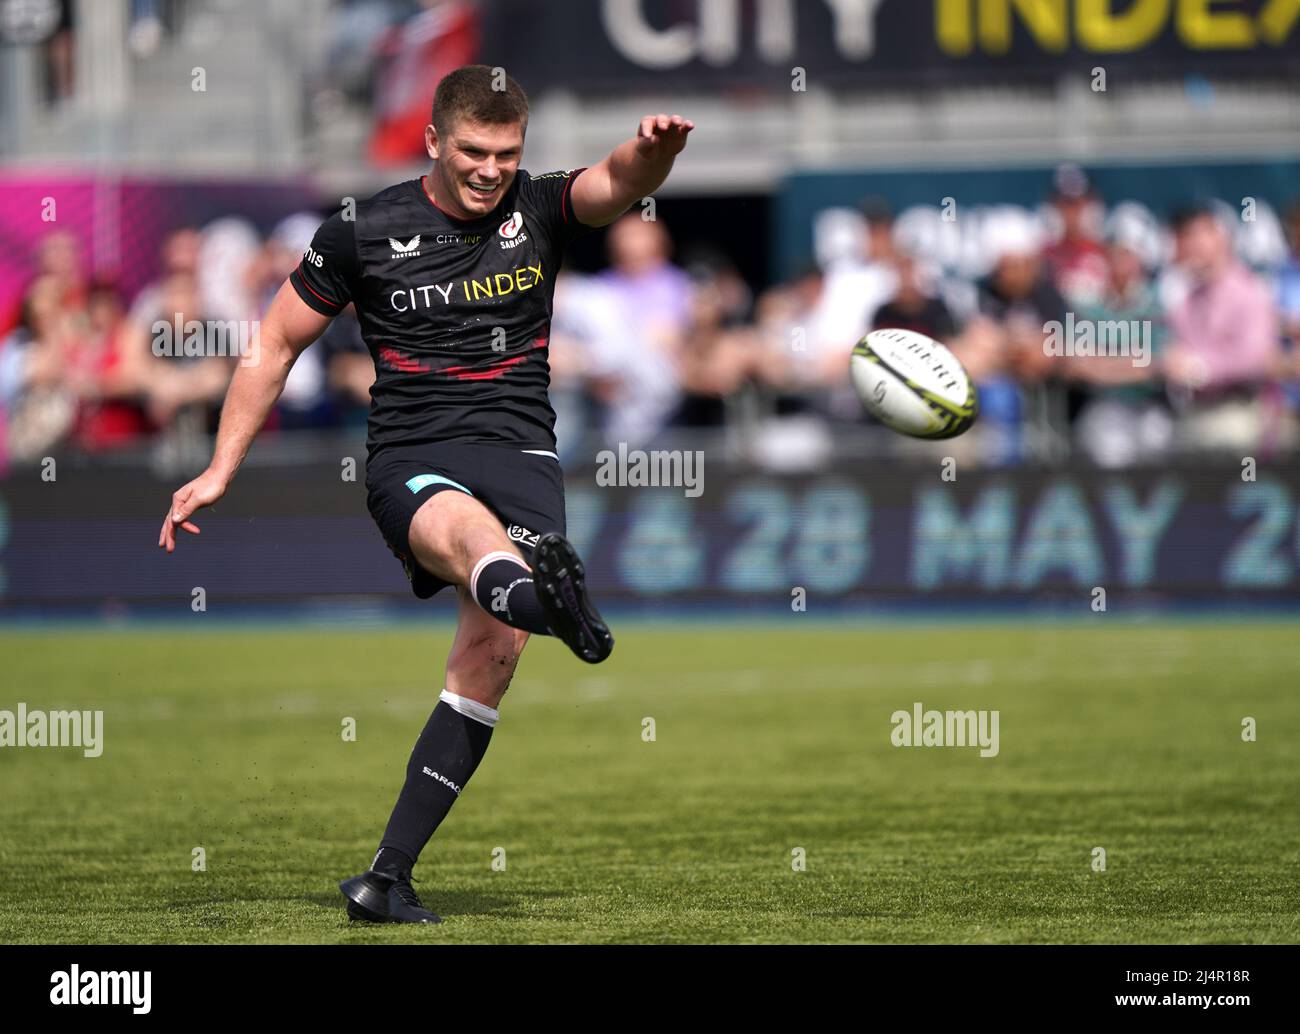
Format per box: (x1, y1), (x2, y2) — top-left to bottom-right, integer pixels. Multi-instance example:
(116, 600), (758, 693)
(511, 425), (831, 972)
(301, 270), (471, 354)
(429, 118), (524, 218)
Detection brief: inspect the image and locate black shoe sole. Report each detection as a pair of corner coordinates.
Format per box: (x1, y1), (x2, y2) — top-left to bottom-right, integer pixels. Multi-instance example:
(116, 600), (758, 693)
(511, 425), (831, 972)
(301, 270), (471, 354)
(339, 874), (388, 922)
(534, 533), (614, 664)
(390, 906), (442, 924)
(346, 898), (386, 923)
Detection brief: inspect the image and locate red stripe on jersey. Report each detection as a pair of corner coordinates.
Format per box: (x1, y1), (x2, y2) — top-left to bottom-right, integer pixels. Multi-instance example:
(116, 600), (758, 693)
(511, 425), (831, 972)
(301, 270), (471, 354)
(378, 346), (431, 373)
(440, 333), (549, 382)
(442, 354), (529, 381)
(296, 272), (342, 310)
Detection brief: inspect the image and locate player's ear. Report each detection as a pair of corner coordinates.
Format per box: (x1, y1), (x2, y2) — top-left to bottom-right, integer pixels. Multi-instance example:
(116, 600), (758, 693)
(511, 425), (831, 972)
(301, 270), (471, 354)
(424, 124), (439, 161)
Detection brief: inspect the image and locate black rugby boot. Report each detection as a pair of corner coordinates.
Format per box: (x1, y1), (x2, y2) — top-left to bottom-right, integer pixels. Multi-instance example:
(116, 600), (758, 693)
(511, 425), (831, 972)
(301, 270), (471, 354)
(533, 533), (614, 664)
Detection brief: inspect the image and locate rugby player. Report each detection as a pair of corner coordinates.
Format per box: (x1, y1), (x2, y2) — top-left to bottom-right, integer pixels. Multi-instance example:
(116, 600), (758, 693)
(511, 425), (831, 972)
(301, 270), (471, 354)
(157, 65), (693, 923)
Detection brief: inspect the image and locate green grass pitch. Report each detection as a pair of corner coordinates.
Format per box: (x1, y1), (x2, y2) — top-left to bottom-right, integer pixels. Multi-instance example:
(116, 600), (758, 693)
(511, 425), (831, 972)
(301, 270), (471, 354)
(1, 621), (1297, 944)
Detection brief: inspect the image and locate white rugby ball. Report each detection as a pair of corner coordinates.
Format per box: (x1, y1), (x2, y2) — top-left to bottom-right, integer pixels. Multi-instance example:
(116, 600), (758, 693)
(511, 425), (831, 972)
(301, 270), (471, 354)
(849, 328), (979, 440)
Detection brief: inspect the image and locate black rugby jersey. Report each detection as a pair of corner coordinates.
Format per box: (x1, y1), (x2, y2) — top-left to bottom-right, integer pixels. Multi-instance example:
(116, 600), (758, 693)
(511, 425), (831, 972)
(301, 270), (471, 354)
(290, 168), (591, 456)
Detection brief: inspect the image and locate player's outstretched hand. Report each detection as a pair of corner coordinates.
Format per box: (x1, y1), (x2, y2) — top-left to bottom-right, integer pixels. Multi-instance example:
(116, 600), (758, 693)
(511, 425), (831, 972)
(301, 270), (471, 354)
(635, 113), (694, 158)
(158, 469), (228, 553)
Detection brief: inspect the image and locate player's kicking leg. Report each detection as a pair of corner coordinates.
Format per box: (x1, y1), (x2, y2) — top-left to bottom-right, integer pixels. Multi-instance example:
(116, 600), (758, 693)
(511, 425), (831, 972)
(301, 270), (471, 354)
(411, 488), (614, 666)
(340, 490), (611, 923)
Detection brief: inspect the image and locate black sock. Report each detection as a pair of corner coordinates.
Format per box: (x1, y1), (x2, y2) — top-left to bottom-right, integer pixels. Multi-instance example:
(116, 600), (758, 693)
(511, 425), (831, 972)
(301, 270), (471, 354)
(373, 690), (498, 870)
(470, 551), (552, 635)
(371, 846), (414, 878)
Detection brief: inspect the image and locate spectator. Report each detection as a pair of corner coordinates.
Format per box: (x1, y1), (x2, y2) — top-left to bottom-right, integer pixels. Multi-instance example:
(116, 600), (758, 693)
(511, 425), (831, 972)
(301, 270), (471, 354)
(954, 211), (1067, 463)
(127, 227), (202, 333)
(320, 305), (375, 429)
(740, 263), (836, 468)
(3, 233), (90, 463)
(125, 270), (233, 431)
(804, 199), (898, 384)
(675, 255), (780, 426)
(1070, 235), (1172, 467)
(549, 272), (625, 458)
(1164, 205), (1282, 453)
(753, 224), (894, 428)
(969, 212), (1066, 377)
(197, 217), (261, 325)
(755, 262), (842, 397)
(1043, 164), (1108, 308)
(64, 280), (154, 452)
(870, 250), (959, 344)
(252, 214), (335, 429)
(2, 275), (79, 461)
(32, 229), (87, 311)
(588, 215), (692, 446)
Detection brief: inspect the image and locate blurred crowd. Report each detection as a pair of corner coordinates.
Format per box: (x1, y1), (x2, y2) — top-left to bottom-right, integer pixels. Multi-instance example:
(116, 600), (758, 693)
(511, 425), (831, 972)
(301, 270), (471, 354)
(0, 216), (372, 466)
(5, 165), (1300, 471)
(552, 166), (1300, 468)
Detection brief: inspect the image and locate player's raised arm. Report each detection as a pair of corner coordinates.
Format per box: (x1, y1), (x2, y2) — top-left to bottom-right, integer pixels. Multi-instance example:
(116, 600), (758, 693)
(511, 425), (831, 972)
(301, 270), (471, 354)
(157, 281), (334, 552)
(570, 113), (694, 228)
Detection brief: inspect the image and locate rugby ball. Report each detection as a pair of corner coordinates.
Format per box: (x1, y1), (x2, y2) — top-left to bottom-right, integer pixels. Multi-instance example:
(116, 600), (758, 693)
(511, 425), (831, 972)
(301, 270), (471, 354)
(849, 328), (979, 440)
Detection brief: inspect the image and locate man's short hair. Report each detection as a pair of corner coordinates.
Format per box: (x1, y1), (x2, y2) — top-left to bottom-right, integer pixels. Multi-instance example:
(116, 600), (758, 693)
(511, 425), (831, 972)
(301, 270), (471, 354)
(431, 64), (529, 139)
(858, 196), (894, 228)
(1170, 202), (1218, 234)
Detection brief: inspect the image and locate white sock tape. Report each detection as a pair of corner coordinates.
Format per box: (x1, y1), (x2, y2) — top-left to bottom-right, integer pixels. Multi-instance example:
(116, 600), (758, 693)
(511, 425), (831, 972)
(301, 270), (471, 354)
(469, 550), (529, 600)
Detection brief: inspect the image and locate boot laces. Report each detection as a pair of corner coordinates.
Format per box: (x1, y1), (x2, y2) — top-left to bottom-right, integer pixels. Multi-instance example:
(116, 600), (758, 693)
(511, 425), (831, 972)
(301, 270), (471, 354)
(391, 873), (424, 908)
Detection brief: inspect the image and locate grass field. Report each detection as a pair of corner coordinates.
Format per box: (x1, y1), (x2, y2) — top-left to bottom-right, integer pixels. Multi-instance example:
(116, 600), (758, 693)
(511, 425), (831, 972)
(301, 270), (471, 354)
(1, 621), (1297, 944)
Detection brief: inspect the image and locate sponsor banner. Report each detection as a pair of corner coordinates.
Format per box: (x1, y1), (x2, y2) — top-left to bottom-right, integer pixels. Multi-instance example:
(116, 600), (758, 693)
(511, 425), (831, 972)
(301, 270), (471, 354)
(1, 457), (1298, 610)
(480, 0), (1300, 93)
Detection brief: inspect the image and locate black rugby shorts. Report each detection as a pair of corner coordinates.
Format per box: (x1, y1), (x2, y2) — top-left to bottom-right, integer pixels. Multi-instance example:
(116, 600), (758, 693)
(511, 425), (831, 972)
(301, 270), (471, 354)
(365, 443), (566, 599)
